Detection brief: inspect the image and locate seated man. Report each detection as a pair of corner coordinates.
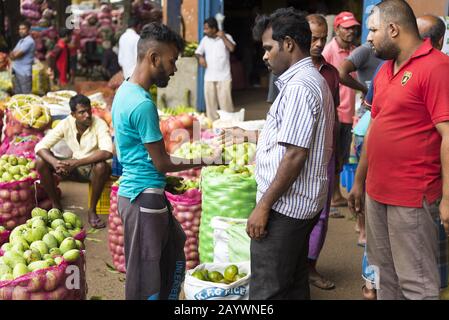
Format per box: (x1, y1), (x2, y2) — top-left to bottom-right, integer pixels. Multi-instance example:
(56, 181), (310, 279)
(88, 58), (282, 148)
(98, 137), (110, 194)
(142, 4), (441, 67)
(35, 94), (113, 229)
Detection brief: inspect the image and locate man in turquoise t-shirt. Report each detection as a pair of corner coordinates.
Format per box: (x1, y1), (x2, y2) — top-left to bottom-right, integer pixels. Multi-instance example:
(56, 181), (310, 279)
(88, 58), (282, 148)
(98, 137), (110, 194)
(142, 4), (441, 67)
(112, 22), (220, 300)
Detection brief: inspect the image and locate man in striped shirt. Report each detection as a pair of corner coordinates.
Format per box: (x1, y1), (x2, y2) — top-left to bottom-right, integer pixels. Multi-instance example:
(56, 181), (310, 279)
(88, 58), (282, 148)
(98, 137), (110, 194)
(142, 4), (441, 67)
(249, 8), (335, 300)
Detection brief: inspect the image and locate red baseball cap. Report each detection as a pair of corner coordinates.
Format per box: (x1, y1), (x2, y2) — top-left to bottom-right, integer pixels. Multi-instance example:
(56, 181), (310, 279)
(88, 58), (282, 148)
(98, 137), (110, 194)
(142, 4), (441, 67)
(334, 11), (360, 29)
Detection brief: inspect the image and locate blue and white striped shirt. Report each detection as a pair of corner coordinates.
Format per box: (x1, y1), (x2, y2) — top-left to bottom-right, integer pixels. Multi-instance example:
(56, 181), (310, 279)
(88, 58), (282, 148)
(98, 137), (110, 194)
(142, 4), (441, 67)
(255, 57), (335, 220)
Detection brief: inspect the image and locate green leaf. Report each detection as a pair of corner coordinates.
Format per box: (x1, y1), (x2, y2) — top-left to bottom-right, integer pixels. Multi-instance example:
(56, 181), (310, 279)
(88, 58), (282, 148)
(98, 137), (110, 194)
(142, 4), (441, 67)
(87, 228), (100, 235)
(105, 261), (120, 274)
(85, 237), (102, 243)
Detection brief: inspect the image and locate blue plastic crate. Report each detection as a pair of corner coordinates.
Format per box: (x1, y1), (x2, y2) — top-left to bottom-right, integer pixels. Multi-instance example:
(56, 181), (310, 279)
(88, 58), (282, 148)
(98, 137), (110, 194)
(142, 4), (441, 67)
(340, 163), (357, 193)
(112, 155), (122, 177)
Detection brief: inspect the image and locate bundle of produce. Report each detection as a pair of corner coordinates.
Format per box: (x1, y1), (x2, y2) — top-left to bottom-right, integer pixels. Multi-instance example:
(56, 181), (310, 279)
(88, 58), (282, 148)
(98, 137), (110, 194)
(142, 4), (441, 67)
(6, 95), (51, 131)
(166, 180), (202, 270)
(0, 155), (38, 230)
(184, 262), (250, 300)
(21, 0), (42, 25)
(183, 42), (199, 57)
(31, 61), (50, 96)
(0, 71), (12, 93)
(108, 181), (125, 273)
(199, 165), (256, 263)
(160, 114), (198, 153)
(0, 208), (87, 300)
(0, 135), (42, 159)
(3, 109), (45, 139)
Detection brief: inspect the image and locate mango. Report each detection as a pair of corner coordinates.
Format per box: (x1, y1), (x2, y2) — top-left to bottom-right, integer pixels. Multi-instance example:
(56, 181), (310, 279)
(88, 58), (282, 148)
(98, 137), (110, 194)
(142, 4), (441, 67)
(42, 233), (58, 249)
(0, 264), (12, 276)
(28, 260), (50, 272)
(75, 240), (84, 250)
(13, 263), (29, 279)
(23, 250), (41, 264)
(48, 208), (63, 221)
(65, 222), (73, 230)
(62, 249), (80, 262)
(51, 230), (65, 245)
(49, 247), (62, 258)
(62, 212), (78, 226)
(0, 273), (13, 281)
(51, 219), (65, 229)
(3, 251), (26, 269)
(54, 257), (64, 265)
(10, 236), (29, 251)
(30, 241), (49, 256)
(59, 237), (77, 254)
(31, 208), (48, 222)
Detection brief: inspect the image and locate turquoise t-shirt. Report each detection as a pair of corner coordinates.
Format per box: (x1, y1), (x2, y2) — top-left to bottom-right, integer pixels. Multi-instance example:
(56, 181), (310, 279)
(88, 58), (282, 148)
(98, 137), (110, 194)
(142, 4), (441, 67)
(112, 81), (166, 201)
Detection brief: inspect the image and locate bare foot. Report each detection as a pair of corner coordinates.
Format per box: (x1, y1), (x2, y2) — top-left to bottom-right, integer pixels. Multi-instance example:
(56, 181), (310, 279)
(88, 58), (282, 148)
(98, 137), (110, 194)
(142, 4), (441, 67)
(362, 285), (377, 300)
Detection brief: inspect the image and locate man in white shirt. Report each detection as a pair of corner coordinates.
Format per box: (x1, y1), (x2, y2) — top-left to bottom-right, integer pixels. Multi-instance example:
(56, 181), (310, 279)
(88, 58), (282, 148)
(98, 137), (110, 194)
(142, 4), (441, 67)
(118, 17), (141, 79)
(195, 17), (236, 120)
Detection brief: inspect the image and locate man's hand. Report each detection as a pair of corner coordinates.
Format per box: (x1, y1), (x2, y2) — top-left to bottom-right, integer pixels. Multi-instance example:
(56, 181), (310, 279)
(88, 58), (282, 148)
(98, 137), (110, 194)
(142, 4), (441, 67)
(439, 199), (449, 234)
(246, 204), (270, 240)
(347, 181), (365, 216)
(51, 159), (69, 176)
(198, 56), (207, 68)
(217, 30), (225, 39)
(61, 159), (80, 174)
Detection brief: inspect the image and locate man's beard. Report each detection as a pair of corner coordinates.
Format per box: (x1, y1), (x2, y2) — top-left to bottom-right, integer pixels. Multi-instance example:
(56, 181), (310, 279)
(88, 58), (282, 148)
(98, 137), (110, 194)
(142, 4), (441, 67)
(154, 66), (170, 88)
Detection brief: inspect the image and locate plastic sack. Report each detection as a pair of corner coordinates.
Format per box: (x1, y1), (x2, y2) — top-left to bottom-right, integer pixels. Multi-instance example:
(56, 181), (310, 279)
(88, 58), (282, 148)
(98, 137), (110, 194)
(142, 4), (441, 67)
(31, 61), (50, 96)
(108, 185), (125, 273)
(211, 217), (250, 264)
(167, 168), (201, 181)
(0, 71), (12, 92)
(184, 261), (250, 300)
(2, 135), (42, 159)
(217, 109), (245, 122)
(3, 109), (46, 139)
(166, 189), (201, 270)
(199, 166), (256, 263)
(0, 251), (87, 300)
(0, 177), (37, 230)
(8, 97), (51, 130)
(0, 230), (10, 246)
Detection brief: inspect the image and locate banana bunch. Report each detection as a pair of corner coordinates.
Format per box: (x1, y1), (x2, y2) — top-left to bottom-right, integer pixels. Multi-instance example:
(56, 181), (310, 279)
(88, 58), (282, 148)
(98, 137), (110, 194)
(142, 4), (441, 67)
(183, 42), (198, 57)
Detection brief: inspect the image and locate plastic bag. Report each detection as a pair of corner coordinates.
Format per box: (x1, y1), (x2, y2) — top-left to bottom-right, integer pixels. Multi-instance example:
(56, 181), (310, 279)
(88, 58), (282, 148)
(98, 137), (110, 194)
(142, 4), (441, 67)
(2, 110), (46, 140)
(9, 99), (51, 131)
(199, 166), (256, 263)
(2, 135), (42, 159)
(211, 217), (250, 264)
(31, 61), (50, 96)
(183, 261), (250, 300)
(108, 184), (125, 273)
(0, 177), (37, 230)
(0, 251), (87, 300)
(166, 189), (201, 270)
(217, 109), (245, 122)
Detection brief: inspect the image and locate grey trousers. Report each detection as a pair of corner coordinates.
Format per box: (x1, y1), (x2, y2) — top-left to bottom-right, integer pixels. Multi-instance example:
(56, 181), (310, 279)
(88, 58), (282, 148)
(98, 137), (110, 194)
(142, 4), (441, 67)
(249, 210), (320, 300)
(118, 188), (186, 300)
(13, 73), (32, 94)
(366, 194), (440, 300)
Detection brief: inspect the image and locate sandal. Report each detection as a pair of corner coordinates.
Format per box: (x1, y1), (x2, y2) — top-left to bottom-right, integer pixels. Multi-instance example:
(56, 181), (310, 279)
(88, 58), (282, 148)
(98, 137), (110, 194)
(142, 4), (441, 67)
(329, 208), (345, 219)
(89, 216), (106, 229)
(309, 275), (336, 290)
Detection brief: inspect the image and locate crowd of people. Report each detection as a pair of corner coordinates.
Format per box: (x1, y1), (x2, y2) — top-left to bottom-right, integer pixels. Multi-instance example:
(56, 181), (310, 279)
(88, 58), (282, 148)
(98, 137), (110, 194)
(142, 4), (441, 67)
(2, 0), (449, 301)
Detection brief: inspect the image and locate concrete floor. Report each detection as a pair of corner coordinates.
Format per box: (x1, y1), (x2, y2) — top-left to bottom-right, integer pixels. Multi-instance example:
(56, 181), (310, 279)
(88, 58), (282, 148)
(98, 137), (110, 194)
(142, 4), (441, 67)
(60, 180), (364, 300)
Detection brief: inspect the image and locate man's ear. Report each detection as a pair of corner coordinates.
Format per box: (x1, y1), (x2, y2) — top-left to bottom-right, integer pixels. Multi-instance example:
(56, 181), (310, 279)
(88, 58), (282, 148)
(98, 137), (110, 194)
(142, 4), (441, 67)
(389, 23), (399, 39)
(283, 36), (295, 52)
(438, 36), (444, 51)
(147, 50), (160, 67)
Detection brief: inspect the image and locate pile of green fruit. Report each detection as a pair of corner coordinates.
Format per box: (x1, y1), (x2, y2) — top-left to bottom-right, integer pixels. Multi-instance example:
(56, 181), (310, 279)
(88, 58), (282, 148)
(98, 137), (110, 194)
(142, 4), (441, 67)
(206, 164), (254, 178)
(0, 154), (37, 182)
(0, 208), (84, 281)
(173, 141), (215, 159)
(222, 143), (256, 167)
(191, 264), (247, 284)
(183, 42), (199, 57)
(160, 106), (197, 116)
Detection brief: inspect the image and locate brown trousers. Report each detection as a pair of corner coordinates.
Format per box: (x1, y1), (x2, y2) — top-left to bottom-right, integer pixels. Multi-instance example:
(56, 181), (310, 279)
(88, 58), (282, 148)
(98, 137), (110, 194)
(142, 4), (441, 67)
(365, 194), (440, 300)
(204, 80), (234, 121)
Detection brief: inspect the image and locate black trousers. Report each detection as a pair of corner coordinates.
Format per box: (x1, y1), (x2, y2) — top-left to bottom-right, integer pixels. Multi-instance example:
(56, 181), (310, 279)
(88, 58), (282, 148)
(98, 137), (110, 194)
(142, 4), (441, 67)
(118, 189), (186, 300)
(249, 210), (320, 300)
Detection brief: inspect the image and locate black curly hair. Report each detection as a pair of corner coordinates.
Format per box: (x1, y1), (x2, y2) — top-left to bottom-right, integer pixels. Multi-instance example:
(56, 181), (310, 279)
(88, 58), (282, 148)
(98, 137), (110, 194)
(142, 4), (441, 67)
(253, 7), (311, 55)
(137, 22), (185, 61)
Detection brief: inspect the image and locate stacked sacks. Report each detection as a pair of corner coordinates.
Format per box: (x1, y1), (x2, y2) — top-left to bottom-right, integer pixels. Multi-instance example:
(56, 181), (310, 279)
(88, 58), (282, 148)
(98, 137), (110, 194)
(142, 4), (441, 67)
(166, 180), (202, 270)
(0, 208), (87, 300)
(199, 165), (257, 263)
(0, 156), (38, 230)
(108, 182), (125, 273)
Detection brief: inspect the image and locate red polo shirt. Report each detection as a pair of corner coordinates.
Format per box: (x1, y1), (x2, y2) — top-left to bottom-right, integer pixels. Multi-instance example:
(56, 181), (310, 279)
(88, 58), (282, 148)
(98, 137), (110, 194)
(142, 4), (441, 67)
(366, 39), (449, 207)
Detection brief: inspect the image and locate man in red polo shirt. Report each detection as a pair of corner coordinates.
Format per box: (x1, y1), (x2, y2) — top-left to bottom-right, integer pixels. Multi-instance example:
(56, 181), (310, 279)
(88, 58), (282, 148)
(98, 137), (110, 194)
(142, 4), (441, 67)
(323, 11), (359, 214)
(348, 0), (449, 300)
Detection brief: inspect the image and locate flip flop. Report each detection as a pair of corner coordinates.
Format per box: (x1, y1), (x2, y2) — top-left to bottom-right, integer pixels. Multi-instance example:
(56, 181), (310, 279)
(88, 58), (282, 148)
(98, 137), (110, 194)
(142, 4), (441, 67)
(329, 210), (345, 219)
(89, 216), (106, 229)
(331, 200), (348, 207)
(309, 276), (336, 290)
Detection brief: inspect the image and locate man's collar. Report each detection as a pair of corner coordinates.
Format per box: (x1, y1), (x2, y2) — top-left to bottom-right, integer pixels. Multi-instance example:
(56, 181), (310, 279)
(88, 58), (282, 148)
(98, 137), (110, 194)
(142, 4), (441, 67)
(275, 57), (313, 90)
(333, 37), (354, 53)
(410, 38), (433, 60)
